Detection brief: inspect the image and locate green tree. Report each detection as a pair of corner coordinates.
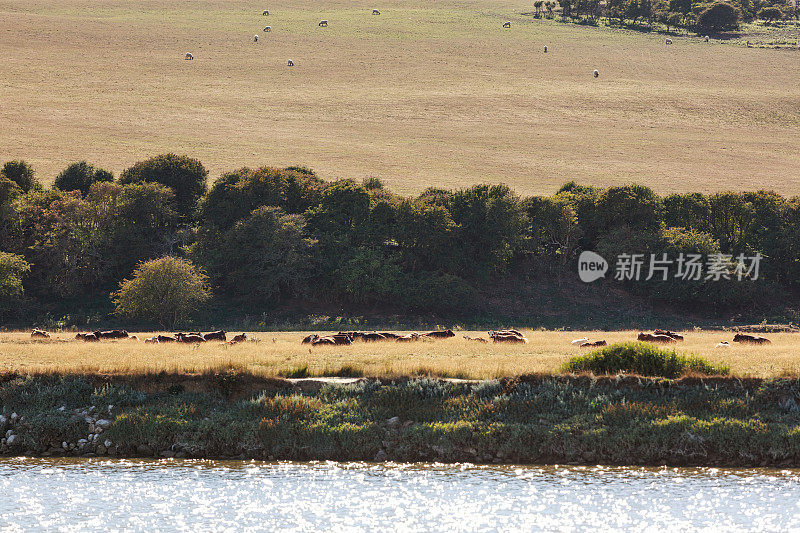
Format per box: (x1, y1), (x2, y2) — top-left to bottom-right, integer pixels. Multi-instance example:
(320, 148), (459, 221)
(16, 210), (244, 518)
(113, 256), (210, 327)
(119, 154), (208, 220)
(54, 161), (113, 195)
(194, 206), (312, 305)
(757, 6), (783, 20)
(1, 161), (39, 192)
(0, 252), (31, 315)
(697, 2), (740, 31)
(594, 185), (662, 236)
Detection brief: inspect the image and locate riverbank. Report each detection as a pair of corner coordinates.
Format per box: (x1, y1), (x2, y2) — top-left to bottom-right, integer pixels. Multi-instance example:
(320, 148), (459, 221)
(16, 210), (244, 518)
(2, 373), (800, 467)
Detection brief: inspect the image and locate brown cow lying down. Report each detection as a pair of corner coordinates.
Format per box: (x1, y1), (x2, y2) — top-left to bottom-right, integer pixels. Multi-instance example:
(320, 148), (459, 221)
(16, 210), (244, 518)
(203, 330), (226, 341)
(488, 330), (528, 343)
(301, 334), (318, 344)
(464, 335), (488, 343)
(580, 340), (607, 348)
(31, 329), (50, 339)
(638, 333), (677, 343)
(175, 333), (205, 343)
(423, 329), (456, 339)
(396, 333), (420, 342)
(230, 333), (249, 344)
(144, 336), (159, 344)
(76, 332), (100, 342)
(733, 333), (771, 345)
(654, 329), (684, 341)
(93, 330), (129, 339)
(378, 332), (401, 339)
(157, 335), (177, 343)
(357, 332), (387, 342)
(312, 334), (351, 346)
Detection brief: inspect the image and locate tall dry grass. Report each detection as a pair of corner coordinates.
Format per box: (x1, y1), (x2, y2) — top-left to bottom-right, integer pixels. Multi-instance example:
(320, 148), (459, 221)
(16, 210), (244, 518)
(1, 330), (798, 378)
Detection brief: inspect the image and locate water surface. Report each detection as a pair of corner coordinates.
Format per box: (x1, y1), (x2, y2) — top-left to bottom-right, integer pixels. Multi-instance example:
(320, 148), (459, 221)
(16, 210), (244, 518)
(1, 458), (798, 531)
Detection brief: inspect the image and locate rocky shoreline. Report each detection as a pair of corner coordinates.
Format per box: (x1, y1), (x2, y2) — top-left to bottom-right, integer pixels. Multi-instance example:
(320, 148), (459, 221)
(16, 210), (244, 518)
(2, 374), (800, 467)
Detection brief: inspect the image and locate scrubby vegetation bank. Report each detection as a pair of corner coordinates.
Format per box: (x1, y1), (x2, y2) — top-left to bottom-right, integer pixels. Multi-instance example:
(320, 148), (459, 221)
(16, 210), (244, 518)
(2, 372), (800, 466)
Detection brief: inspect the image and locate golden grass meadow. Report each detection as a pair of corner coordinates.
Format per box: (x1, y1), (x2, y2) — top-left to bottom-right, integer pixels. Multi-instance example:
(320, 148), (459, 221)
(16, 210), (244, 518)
(2, 330), (799, 378)
(1, 0), (799, 196)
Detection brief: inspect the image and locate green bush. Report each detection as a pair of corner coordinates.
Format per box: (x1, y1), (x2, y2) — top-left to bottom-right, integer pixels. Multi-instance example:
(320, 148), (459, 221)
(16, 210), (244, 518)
(757, 6), (783, 20)
(562, 342), (729, 378)
(0, 252), (30, 315)
(54, 161), (113, 195)
(120, 154), (208, 220)
(112, 256), (211, 327)
(697, 2), (740, 31)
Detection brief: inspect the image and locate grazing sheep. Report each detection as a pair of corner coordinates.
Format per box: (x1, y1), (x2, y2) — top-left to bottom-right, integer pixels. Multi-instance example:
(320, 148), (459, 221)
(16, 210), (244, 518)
(372, 9), (380, 14)
(128, 335), (139, 342)
(704, 35), (710, 42)
(571, 337), (589, 346)
(593, 69), (599, 78)
(665, 38), (673, 44)
(263, 10), (269, 15)
(544, 45), (548, 53)
(254, 34), (259, 42)
(185, 52), (194, 60)
(263, 26), (271, 32)
(287, 59), (294, 66)
(319, 20), (328, 27)
(31, 329), (51, 339)
(715, 341), (730, 349)
(502, 21), (511, 28)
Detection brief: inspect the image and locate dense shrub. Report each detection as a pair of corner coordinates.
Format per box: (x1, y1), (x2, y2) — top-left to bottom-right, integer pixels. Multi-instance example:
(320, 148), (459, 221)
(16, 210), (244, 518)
(697, 2), (740, 31)
(54, 161), (113, 195)
(0, 252), (31, 315)
(1, 161), (38, 192)
(562, 342), (730, 378)
(120, 154), (208, 220)
(757, 6), (783, 20)
(112, 256), (211, 327)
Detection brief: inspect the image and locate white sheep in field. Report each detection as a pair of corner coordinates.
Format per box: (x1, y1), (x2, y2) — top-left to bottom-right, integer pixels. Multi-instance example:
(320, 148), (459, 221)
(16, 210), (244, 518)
(704, 35), (710, 42)
(319, 19), (328, 26)
(593, 69), (599, 77)
(254, 34), (259, 42)
(715, 341), (730, 349)
(287, 59), (294, 66)
(571, 337), (589, 346)
(262, 10), (269, 15)
(185, 52), (194, 60)
(666, 38), (673, 44)
(264, 26), (271, 32)
(502, 21), (511, 28)
(372, 9), (380, 14)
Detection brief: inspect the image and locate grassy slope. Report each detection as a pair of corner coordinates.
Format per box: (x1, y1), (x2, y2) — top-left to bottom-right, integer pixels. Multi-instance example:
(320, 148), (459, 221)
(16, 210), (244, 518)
(0, 0), (798, 195)
(3, 330), (800, 378)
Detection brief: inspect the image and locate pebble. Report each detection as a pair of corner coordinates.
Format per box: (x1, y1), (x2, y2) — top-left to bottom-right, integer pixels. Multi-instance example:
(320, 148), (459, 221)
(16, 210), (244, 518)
(105, 440), (112, 448)
(374, 450), (388, 462)
(6, 435), (17, 446)
(385, 416), (401, 428)
(96, 419), (111, 430)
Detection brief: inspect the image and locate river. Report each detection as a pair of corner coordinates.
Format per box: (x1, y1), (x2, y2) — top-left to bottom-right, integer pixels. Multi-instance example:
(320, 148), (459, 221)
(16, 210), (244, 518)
(1, 459), (798, 531)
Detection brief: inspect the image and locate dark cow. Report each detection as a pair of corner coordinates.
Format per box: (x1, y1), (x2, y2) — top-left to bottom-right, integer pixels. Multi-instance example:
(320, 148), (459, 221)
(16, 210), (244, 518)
(31, 329), (50, 339)
(231, 333), (249, 343)
(331, 333), (353, 345)
(580, 340), (607, 348)
(733, 333), (771, 345)
(203, 330), (226, 341)
(463, 335), (488, 343)
(157, 335), (177, 343)
(491, 334), (527, 344)
(637, 333), (676, 344)
(378, 332), (401, 339)
(76, 332), (99, 342)
(654, 329), (684, 341)
(93, 330), (129, 340)
(301, 334), (319, 344)
(423, 329), (456, 339)
(358, 332), (387, 342)
(312, 336), (337, 346)
(175, 333), (205, 343)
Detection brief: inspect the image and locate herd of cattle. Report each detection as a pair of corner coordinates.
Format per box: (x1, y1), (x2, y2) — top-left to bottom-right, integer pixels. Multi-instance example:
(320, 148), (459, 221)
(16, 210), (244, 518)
(30, 329), (250, 345)
(301, 329), (529, 345)
(571, 329), (772, 348)
(28, 328), (773, 347)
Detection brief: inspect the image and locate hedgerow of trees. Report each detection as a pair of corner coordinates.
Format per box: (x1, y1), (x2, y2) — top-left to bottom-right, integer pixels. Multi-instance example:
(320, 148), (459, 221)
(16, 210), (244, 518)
(1, 155), (799, 324)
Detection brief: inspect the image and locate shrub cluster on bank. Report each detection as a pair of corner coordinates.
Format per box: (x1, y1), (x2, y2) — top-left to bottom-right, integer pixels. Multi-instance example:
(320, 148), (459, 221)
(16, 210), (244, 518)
(1, 156), (799, 326)
(1, 375), (800, 466)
